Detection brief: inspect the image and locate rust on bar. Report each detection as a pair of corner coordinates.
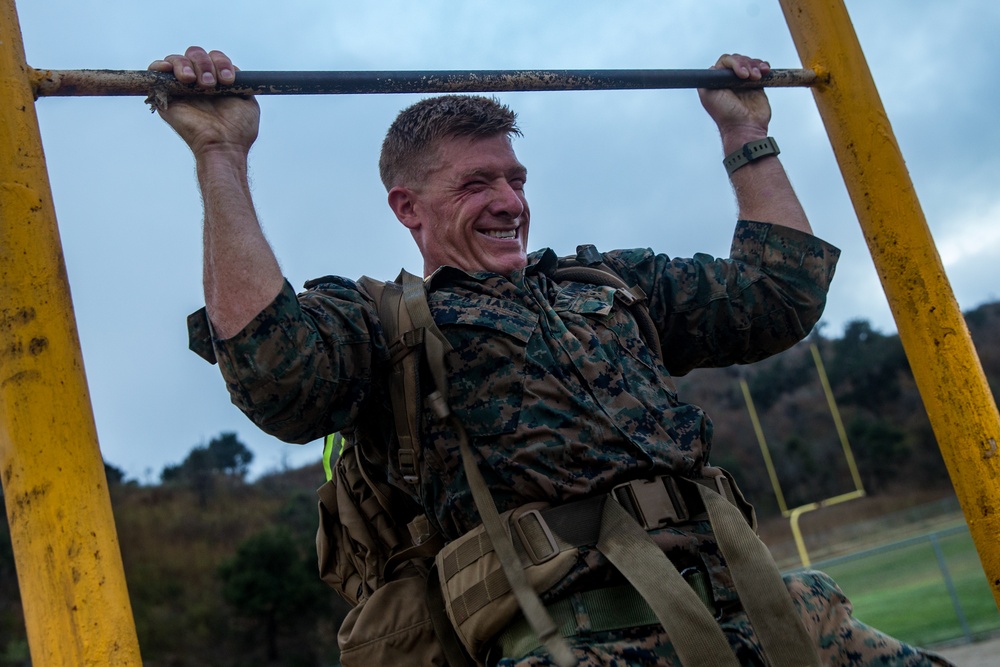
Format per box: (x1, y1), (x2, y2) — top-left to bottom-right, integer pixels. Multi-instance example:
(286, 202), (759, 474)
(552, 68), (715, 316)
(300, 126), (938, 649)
(31, 67), (820, 99)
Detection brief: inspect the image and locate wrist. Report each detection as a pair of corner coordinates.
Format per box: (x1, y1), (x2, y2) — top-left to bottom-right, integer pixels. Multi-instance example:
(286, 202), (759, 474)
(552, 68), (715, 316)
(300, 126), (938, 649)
(718, 125), (770, 155)
(195, 145), (250, 181)
(723, 137), (780, 176)
(194, 141), (251, 164)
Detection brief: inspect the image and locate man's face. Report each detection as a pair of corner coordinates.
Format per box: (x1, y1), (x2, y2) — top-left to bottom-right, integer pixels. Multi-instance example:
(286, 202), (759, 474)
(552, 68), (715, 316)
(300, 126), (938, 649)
(394, 134), (530, 277)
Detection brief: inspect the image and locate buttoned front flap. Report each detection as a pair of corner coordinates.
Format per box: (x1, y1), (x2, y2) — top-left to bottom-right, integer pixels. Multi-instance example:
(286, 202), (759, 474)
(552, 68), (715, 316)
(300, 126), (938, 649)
(553, 281), (617, 318)
(554, 282), (661, 376)
(434, 295), (538, 437)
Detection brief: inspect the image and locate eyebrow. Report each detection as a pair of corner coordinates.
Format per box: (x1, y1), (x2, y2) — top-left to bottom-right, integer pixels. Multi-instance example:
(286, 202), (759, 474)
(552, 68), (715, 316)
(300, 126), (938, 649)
(459, 165), (528, 181)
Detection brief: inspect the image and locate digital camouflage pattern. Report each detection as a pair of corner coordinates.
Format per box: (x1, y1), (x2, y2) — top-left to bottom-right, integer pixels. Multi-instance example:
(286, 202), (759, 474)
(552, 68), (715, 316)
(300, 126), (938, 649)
(192, 219), (838, 603)
(495, 571), (953, 666)
(188, 220), (946, 663)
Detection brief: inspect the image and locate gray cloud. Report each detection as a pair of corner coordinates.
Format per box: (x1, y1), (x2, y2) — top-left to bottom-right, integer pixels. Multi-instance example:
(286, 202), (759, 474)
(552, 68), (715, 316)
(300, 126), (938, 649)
(15, 0), (999, 480)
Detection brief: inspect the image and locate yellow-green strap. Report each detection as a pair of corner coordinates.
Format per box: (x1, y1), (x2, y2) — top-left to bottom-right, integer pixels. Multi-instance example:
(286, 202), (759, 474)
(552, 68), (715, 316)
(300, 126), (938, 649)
(596, 498), (740, 667)
(322, 432), (344, 482)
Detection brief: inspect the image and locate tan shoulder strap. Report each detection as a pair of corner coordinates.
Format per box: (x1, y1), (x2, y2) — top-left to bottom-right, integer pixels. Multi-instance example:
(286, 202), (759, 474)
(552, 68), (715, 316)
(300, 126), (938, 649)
(358, 271), (443, 486)
(690, 477), (821, 666)
(596, 499), (739, 667)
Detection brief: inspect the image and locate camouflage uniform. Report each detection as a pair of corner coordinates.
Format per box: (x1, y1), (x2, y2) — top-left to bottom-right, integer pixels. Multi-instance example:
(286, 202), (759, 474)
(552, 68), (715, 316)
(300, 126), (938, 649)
(496, 571), (951, 666)
(189, 220), (950, 665)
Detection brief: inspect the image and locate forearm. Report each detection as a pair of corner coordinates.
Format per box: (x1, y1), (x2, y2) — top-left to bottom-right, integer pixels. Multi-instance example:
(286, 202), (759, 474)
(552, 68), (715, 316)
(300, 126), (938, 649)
(197, 148), (284, 339)
(721, 128), (811, 236)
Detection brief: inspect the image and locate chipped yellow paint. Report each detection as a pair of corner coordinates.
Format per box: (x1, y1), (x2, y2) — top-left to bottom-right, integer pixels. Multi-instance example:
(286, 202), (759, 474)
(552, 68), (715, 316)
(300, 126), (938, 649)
(780, 0), (1000, 609)
(0, 0), (142, 663)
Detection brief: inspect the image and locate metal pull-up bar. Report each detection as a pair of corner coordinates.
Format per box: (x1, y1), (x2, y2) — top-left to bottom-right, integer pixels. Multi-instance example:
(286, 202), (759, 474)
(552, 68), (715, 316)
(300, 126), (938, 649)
(5, 0), (1000, 665)
(30, 66), (819, 98)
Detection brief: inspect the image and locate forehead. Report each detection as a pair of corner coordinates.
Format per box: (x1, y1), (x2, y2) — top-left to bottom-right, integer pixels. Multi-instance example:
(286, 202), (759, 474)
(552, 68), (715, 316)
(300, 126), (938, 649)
(427, 134), (526, 179)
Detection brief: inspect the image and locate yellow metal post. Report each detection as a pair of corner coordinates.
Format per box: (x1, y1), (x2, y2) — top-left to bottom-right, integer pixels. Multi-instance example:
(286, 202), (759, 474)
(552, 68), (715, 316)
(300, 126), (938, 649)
(0, 0), (142, 663)
(739, 378), (789, 515)
(779, 0), (1000, 608)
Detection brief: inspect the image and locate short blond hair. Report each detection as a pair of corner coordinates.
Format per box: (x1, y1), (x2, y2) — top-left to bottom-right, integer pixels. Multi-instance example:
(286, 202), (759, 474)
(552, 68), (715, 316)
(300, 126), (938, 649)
(379, 95), (521, 191)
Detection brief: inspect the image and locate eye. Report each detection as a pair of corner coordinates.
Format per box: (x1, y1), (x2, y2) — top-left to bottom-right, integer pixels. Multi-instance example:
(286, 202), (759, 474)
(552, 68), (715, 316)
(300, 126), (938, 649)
(509, 178), (526, 191)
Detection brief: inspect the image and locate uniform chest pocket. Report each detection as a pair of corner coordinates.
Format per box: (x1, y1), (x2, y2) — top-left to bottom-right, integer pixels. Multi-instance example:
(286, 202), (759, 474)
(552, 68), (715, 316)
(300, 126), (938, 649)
(434, 297), (538, 437)
(554, 282), (660, 376)
(553, 283), (617, 318)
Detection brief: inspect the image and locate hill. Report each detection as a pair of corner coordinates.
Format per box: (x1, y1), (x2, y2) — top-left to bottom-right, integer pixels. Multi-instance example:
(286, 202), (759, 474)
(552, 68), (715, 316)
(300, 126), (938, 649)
(2, 302), (1000, 665)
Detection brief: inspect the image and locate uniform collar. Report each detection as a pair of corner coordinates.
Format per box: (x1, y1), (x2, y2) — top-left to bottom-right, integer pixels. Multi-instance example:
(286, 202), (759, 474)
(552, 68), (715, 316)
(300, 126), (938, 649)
(424, 248), (558, 289)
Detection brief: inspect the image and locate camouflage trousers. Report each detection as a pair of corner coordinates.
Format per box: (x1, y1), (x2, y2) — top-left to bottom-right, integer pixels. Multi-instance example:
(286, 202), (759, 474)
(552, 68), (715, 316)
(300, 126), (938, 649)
(496, 570), (954, 667)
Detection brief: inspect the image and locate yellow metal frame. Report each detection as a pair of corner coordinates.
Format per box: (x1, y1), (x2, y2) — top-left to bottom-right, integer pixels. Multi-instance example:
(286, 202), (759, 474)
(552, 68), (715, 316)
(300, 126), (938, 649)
(740, 344), (866, 567)
(2, 0), (999, 662)
(0, 0), (142, 663)
(779, 0), (1000, 609)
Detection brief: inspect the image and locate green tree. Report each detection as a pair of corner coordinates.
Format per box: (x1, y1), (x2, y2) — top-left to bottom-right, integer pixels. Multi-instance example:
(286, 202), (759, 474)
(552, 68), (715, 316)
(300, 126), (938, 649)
(162, 432), (254, 506)
(205, 432), (254, 478)
(104, 461), (127, 485)
(848, 418), (908, 492)
(827, 319), (909, 408)
(218, 528), (327, 662)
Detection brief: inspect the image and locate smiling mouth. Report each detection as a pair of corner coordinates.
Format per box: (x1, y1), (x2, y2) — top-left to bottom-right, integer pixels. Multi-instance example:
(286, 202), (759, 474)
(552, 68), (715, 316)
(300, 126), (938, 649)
(481, 229), (518, 240)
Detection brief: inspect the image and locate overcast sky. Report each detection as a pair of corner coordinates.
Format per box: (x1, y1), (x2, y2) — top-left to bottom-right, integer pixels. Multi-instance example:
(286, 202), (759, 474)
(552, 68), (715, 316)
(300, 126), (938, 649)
(13, 1), (1000, 482)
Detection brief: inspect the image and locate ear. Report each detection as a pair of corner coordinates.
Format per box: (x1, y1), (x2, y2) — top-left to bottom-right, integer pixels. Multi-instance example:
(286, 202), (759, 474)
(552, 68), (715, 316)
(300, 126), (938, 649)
(387, 186), (421, 231)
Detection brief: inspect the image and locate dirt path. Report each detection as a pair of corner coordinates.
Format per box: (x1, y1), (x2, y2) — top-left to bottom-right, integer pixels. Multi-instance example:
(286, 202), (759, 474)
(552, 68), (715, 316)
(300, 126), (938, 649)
(933, 635), (1000, 666)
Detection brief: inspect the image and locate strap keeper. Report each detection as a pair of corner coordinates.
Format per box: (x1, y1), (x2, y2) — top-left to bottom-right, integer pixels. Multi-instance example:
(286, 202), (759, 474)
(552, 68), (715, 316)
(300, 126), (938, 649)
(398, 448), (418, 484)
(699, 466), (735, 504)
(614, 285), (647, 308)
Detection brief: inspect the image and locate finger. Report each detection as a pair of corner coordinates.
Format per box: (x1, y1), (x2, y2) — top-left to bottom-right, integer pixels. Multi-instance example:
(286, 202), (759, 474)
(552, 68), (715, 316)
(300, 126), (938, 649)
(718, 53), (770, 81)
(155, 53), (198, 83)
(207, 49), (237, 85)
(149, 54), (196, 82)
(147, 59), (173, 73)
(183, 46), (220, 88)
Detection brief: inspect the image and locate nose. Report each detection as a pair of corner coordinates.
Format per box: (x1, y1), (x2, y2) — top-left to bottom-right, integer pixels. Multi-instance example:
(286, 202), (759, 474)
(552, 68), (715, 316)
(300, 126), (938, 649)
(490, 181), (526, 219)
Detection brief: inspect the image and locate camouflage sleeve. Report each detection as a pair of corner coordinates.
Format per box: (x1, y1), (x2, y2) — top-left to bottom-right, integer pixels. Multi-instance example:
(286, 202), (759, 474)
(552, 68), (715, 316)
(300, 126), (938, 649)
(602, 220), (841, 375)
(186, 277), (388, 444)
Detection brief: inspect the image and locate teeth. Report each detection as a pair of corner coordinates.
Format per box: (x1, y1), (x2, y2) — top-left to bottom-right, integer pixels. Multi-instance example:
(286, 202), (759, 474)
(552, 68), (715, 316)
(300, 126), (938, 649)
(484, 229), (516, 239)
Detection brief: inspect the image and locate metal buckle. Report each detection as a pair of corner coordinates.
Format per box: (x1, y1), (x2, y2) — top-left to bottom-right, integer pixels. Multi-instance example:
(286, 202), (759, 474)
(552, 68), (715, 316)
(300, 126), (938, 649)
(513, 509), (559, 565)
(611, 477), (688, 530)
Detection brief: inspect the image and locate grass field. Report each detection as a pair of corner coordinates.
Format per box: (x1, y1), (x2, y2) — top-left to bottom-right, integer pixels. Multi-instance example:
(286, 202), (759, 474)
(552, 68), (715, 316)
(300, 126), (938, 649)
(813, 527), (1000, 647)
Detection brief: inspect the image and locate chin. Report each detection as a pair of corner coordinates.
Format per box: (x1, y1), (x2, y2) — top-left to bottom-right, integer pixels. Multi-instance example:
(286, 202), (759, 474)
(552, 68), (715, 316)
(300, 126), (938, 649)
(488, 257), (528, 276)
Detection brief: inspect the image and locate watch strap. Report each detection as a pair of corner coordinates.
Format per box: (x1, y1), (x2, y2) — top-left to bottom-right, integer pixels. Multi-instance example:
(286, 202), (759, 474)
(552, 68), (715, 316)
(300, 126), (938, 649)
(723, 137), (780, 175)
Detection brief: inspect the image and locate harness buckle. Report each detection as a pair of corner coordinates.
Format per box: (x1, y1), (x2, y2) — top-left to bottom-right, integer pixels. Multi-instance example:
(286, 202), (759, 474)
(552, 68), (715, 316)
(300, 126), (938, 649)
(611, 476), (689, 530)
(513, 509), (560, 565)
(700, 466), (734, 502)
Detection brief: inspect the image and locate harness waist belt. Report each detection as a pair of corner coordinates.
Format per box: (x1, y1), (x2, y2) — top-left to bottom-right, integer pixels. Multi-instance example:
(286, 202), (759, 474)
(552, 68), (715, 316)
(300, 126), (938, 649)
(489, 572), (714, 664)
(513, 467), (749, 567)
